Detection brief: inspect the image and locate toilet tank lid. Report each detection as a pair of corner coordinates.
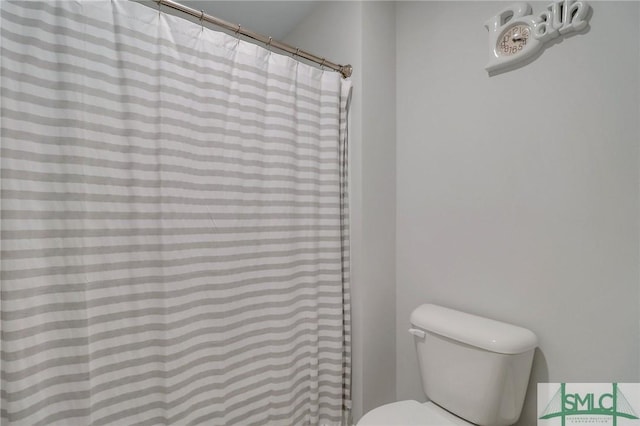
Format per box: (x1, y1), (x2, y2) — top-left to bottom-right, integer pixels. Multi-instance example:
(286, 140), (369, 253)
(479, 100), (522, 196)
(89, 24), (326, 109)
(410, 304), (538, 355)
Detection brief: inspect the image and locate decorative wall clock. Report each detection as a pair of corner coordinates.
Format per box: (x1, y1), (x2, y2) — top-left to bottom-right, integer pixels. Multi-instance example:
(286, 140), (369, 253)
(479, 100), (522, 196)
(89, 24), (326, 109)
(484, 0), (591, 74)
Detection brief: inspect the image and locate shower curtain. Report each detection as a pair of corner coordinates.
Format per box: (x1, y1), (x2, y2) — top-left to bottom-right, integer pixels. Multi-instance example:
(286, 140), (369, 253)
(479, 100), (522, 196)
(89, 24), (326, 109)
(0, 1), (351, 425)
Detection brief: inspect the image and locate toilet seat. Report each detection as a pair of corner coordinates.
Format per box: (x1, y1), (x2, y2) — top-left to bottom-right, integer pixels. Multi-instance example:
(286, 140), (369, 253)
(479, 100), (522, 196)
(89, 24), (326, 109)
(357, 400), (473, 426)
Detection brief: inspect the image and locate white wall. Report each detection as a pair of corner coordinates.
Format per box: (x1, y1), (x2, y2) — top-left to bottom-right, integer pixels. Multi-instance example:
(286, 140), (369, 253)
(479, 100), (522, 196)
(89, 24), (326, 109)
(284, 2), (397, 422)
(395, 2), (640, 425)
(360, 1), (397, 416)
(284, 2), (639, 425)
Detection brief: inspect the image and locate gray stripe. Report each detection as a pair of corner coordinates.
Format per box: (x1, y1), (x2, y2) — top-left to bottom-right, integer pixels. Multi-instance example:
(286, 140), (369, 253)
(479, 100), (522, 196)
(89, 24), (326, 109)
(2, 311), (343, 362)
(2, 275), (341, 325)
(1, 223), (338, 241)
(6, 391), (88, 423)
(4, 295), (346, 339)
(0, 371), (89, 403)
(2, 126), (341, 175)
(235, 399), (310, 426)
(3, 296), (345, 338)
(90, 370), (289, 426)
(204, 377), (345, 426)
(1, 189), (339, 210)
(0, 235), (338, 260)
(2, 84), (337, 136)
(183, 379), (308, 426)
(2, 250), (340, 280)
(146, 398), (310, 426)
(1, 168), (338, 198)
(1, 337), (322, 402)
(2, 267), (341, 302)
(0, 209), (337, 221)
(1, 325), (338, 383)
(4, 280), (342, 323)
(1, 87), (339, 146)
(1, 355), (87, 383)
(243, 401), (311, 426)
(90, 357), (327, 417)
(0, 67), (340, 131)
(97, 369), (345, 426)
(0, 110), (338, 163)
(0, 145), (337, 177)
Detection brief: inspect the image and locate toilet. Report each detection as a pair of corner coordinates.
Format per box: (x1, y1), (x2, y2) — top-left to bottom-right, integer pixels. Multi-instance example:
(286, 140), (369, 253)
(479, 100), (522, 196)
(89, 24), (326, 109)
(357, 304), (537, 426)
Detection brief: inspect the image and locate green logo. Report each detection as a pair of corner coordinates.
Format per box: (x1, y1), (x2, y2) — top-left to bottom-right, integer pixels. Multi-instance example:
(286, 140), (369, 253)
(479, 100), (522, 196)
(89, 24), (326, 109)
(539, 383), (639, 425)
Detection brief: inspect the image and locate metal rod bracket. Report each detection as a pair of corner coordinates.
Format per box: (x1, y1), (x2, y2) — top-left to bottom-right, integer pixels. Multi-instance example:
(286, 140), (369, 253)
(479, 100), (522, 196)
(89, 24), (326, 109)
(155, 0), (352, 78)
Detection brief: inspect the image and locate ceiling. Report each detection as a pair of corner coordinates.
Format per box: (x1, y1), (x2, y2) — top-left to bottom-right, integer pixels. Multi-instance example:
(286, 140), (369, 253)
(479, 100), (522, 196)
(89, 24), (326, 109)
(178, 1), (320, 40)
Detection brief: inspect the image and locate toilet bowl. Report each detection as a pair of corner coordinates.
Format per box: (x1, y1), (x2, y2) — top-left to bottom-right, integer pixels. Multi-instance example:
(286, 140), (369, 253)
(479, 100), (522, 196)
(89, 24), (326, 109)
(356, 304), (537, 426)
(357, 400), (472, 426)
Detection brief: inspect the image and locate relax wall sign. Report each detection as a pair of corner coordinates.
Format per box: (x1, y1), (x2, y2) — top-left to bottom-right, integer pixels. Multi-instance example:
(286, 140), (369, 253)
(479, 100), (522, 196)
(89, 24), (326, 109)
(484, 0), (591, 74)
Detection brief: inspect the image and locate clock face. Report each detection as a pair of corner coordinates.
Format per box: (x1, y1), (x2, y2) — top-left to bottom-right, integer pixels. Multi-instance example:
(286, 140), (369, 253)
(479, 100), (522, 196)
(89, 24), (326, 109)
(497, 24), (530, 56)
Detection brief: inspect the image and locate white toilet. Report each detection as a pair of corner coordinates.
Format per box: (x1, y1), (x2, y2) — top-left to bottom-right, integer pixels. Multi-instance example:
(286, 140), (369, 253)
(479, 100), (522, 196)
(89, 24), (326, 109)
(357, 304), (538, 426)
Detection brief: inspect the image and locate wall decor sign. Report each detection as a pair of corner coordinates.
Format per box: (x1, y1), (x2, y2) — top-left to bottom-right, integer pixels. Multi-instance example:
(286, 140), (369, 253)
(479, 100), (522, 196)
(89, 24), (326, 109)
(484, 1), (591, 74)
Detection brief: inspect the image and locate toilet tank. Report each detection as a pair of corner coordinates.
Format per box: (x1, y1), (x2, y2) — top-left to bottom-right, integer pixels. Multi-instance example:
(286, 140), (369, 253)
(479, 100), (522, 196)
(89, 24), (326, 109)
(410, 304), (537, 426)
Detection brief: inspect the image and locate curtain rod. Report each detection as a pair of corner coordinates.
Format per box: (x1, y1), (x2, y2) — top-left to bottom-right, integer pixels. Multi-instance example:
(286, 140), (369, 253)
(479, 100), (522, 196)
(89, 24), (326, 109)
(155, 0), (353, 78)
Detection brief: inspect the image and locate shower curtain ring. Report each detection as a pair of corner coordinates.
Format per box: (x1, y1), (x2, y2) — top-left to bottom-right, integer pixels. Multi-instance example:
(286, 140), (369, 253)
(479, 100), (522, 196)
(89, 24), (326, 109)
(199, 10), (204, 31)
(234, 24), (241, 47)
(320, 58), (326, 70)
(266, 37), (273, 58)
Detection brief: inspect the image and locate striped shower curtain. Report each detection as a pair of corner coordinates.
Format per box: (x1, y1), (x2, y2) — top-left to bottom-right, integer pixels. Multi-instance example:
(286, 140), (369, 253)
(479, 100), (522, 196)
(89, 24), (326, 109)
(0, 1), (352, 425)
